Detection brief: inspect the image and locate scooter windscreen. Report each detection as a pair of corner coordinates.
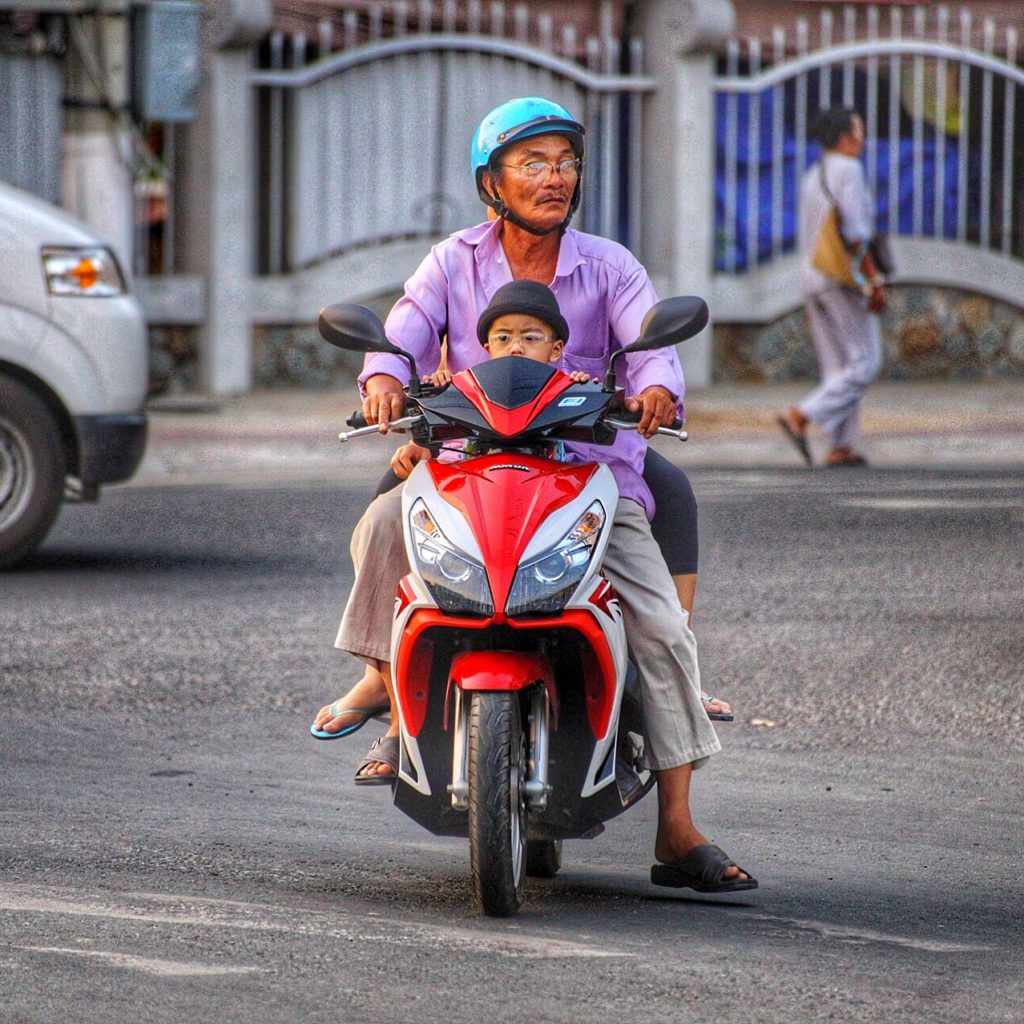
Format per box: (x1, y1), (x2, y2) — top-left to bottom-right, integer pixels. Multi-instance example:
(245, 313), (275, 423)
(415, 356), (618, 446)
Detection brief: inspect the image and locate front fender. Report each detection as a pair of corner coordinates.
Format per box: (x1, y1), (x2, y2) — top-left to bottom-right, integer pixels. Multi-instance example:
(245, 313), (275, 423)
(451, 650), (553, 692)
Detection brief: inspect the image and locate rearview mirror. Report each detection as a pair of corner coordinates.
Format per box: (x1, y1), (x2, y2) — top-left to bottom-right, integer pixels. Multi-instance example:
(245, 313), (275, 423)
(318, 303), (394, 353)
(603, 296), (709, 390)
(633, 296), (709, 352)
(317, 303), (419, 392)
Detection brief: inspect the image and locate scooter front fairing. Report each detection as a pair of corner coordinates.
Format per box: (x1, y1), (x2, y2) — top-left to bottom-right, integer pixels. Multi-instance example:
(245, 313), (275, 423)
(388, 438), (649, 840)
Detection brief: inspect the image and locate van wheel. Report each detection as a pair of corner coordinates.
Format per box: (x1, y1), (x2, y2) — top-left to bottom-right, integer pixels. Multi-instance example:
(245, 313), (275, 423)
(0, 377), (65, 569)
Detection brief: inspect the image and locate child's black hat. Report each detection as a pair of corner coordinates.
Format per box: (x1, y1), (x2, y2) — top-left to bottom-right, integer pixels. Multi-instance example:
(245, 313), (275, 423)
(476, 280), (570, 346)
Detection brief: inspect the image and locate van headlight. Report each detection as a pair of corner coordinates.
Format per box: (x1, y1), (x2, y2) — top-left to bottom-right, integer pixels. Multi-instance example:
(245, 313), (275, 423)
(42, 246), (126, 297)
(409, 498), (493, 616)
(506, 502), (605, 616)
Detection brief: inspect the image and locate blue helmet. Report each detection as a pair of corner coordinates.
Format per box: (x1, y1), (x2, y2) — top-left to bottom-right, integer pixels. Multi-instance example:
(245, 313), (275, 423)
(471, 97), (585, 231)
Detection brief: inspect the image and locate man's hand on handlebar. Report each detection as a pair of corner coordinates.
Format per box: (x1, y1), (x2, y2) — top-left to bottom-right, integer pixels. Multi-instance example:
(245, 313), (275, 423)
(625, 385), (677, 438)
(363, 374), (406, 432)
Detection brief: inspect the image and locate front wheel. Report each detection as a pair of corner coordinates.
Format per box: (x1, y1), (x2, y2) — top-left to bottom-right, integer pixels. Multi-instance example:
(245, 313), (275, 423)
(467, 690), (527, 917)
(0, 377), (65, 569)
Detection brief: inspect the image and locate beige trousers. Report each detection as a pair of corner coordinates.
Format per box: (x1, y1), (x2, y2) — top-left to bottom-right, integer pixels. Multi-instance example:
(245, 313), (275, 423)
(336, 487), (720, 771)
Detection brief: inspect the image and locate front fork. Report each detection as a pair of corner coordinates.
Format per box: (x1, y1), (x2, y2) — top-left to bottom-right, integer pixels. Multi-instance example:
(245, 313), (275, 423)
(448, 685), (551, 811)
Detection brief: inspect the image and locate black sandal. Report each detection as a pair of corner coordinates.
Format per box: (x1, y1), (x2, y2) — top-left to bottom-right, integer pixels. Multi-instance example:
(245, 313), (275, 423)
(776, 414), (813, 467)
(651, 843), (758, 893)
(702, 694), (734, 723)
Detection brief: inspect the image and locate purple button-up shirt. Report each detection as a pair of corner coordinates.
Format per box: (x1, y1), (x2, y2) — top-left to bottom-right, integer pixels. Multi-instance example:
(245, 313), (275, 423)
(360, 220), (685, 519)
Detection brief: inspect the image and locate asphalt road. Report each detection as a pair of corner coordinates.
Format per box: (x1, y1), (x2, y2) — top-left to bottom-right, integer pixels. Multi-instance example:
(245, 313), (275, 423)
(2, 469), (1022, 1024)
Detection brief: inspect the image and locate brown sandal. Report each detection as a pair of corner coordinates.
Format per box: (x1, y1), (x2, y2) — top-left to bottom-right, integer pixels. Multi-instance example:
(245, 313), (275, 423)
(353, 735), (400, 787)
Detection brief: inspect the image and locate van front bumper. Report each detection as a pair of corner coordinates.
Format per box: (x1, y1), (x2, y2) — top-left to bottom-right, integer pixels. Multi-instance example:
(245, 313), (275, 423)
(74, 413), (148, 485)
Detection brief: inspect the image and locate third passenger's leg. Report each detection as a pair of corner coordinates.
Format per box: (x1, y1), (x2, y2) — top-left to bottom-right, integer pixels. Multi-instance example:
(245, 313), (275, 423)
(643, 448), (732, 719)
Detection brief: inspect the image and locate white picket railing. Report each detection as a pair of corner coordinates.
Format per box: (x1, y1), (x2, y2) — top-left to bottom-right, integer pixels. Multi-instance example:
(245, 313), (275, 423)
(714, 4), (1024, 277)
(250, 2), (651, 274)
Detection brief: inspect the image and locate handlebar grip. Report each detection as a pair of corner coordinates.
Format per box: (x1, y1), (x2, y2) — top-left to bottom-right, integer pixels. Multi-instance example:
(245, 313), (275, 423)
(346, 411), (368, 428)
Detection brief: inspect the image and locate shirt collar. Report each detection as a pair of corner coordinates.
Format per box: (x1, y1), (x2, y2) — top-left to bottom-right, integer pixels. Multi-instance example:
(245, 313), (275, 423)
(460, 220), (586, 279)
(456, 219), (502, 259)
(553, 228), (586, 280)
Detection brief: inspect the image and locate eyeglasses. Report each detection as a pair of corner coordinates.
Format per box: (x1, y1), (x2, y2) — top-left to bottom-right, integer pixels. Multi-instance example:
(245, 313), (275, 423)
(499, 157), (581, 180)
(487, 330), (556, 348)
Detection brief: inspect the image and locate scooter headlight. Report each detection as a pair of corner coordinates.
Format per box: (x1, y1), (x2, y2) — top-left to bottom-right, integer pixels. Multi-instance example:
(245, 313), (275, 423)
(506, 502), (605, 616)
(409, 499), (494, 615)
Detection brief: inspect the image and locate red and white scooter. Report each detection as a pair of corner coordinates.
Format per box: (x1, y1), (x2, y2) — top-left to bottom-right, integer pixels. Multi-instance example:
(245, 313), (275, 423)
(319, 297), (707, 916)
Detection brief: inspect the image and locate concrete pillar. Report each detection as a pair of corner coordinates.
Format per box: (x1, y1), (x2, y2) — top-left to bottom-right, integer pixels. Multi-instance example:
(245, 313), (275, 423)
(177, 1), (271, 395)
(634, 0), (735, 389)
(61, 10), (134, 270)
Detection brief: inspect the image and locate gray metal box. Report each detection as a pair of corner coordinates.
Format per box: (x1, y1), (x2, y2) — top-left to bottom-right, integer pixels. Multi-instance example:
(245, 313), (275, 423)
(131, 1), (201, 122)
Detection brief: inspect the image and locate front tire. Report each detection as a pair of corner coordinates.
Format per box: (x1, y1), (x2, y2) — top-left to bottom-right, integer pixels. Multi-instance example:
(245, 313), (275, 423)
(467, 691), (527, 917)
(0, 377), (65, 569)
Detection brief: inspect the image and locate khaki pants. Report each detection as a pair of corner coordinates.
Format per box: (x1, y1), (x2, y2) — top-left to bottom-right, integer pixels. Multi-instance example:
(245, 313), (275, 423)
(336, 487), (720, 771)
(801, 288), (883, 449)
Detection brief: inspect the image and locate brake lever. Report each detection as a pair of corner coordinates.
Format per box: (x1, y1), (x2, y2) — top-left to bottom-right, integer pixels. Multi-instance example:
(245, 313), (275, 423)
(339, 415), (424, 442)
(604, 417), (688, 442)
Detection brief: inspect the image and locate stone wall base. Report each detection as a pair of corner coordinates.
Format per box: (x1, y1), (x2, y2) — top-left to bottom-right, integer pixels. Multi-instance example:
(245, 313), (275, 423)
(148, 284), (1024, 394)
(714, 285), (1024, 382)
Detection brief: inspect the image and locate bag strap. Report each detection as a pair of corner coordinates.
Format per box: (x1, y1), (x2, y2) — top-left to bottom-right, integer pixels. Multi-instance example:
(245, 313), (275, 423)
(817, 160), (839, 211)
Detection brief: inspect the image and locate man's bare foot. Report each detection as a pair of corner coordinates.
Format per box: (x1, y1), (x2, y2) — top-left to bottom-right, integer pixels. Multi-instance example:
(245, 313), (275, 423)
(312, 668), (389, 735)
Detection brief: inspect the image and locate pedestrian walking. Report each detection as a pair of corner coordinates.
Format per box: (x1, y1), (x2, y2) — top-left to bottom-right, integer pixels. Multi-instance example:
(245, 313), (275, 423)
(778, 106), (887, 468)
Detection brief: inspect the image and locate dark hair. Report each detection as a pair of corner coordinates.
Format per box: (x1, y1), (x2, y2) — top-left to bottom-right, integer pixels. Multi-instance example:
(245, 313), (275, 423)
(812, 107), (859, 149)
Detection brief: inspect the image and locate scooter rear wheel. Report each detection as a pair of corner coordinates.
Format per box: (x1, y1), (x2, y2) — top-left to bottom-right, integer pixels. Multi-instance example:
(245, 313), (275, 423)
(467, 690), (526, 917)
(525, 840), (563, 878)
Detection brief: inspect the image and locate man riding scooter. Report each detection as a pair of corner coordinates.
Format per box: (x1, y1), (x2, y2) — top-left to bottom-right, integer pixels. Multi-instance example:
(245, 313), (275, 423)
(316, 279), (756, 894)
(318, 97), (732, 775)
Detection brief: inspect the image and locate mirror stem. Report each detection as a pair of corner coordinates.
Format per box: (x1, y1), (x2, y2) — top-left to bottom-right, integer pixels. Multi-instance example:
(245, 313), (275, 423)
(400, 351), (421, 396)
(603, 350), (625, 392)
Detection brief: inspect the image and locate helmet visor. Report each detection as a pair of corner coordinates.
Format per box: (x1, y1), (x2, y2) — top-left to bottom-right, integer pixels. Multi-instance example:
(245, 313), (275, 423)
(494, 115), (585, 155)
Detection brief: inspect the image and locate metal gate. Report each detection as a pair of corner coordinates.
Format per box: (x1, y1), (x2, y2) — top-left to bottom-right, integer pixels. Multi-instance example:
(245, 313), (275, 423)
(250, 5), (653, 274)
(713, 4), (1024, 281)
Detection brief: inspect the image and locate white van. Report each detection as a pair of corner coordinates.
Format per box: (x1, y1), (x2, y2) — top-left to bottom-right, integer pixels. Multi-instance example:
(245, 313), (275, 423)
(0, 181), (148, 568)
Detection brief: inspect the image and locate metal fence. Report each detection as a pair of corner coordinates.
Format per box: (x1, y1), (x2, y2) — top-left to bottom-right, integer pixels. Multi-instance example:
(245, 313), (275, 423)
(713, 4), (1024, 275)
(250, 4), (653, 274)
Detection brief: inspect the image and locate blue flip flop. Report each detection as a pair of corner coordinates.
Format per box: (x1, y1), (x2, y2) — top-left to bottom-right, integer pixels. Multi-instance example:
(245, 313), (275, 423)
(309, 702), (390, 740)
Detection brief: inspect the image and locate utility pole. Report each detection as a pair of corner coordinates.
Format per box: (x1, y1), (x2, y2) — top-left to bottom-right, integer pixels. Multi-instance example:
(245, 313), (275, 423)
(61, 2), (134, 269)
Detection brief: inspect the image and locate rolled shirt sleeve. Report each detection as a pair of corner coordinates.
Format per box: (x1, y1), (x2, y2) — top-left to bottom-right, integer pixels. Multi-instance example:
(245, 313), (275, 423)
(358, 248), (449, 394)
(608, 264), (685, 420)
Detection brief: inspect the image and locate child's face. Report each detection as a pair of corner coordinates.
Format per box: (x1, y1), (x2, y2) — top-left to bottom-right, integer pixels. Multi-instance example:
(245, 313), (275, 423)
(484, 313), (564, 364)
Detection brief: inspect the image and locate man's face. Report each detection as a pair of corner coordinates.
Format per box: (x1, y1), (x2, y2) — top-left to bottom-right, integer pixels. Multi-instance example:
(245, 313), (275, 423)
(484, 313), (564, 364)
(483, 134), (578, 232)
